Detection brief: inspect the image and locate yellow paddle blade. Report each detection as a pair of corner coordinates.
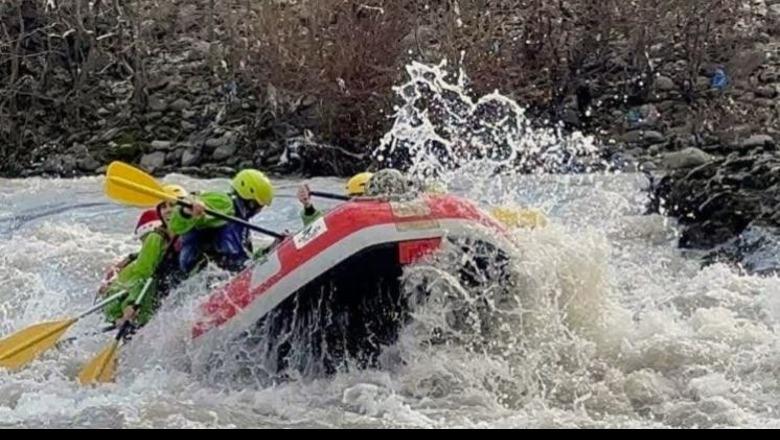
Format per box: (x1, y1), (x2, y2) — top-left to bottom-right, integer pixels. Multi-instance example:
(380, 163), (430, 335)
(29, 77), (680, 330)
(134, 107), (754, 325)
(105, 161), (172, 207)
(78, 341), (120, 385)
(0, 319), (77, 370)
(490, 206), (549, 230)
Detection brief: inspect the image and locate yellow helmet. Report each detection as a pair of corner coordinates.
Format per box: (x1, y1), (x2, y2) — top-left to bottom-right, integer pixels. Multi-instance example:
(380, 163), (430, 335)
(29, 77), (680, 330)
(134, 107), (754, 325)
(346, 172), (374, 197)
(163, 184), (187, 198)
(231, 169), (274, 206)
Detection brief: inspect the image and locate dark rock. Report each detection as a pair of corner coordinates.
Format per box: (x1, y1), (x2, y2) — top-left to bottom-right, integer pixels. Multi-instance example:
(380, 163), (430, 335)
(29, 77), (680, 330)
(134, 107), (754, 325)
(655, 75), (676, 91)
(740, 134), (775, 149)
(205, 137), (225, 149)
(759, 69), (779, 83)
(561, 109), (580, 126)
(97, 127), (123, 143)
(43, 155), (75, 175)
(660, 147), (714, 170)
(639, 161), (657, 172)
(754, 86), (778, 99)
(650, 145), (780, 254)
(703, 225), (780, 275)
(213, 142), (238, 161)
(166, 149), (183, 164)
(148, 95), (168, 112)
(151, 140), (173, 150)
(752, 98), (776, 108)
(108, 143), (141, 162)
(61, 155), (76, 174)
(170, 98), (191, 112)
(67, 143), (89, 156)
(622, 130), (665, 146)
(181, 148), (201, 167)
(656, 100), (677, 113)
(76, 155), (101, 172)
(628, 104), (660, 129)
(147, 75), (173, 92)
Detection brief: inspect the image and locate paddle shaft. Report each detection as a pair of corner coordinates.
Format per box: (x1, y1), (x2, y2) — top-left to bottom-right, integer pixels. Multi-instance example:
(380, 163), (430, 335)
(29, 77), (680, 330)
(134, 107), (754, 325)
(175, 198), (285, 240)
(77, 290), (128, 320)
(310, 191), (349, 201)
(114, 277), (154, 342)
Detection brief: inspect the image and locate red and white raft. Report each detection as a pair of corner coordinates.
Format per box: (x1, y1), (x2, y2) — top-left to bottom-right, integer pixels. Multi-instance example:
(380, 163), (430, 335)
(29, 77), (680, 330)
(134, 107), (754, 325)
(190, 194), (515, 375)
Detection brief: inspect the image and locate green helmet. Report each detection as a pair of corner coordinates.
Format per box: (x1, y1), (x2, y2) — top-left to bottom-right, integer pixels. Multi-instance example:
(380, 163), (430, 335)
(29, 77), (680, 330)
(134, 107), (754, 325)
(231, 169), (274, 206)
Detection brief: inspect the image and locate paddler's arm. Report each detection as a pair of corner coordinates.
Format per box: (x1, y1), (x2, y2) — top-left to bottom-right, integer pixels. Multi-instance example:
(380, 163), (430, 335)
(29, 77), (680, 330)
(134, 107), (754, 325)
(103, 231), (165, 323)
(117, 231), (165, 308)
(169, 192), (235, 235)
(297, 184), (323, 227)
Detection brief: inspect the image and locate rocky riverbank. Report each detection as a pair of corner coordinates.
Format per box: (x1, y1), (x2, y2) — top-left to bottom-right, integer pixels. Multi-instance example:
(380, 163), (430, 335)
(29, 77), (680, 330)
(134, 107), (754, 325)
(2, 0), (779, 267)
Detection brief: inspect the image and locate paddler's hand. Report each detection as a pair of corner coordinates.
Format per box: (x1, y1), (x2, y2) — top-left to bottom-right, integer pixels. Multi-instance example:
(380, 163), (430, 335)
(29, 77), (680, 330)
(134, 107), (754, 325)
(297, 184), (312, 208)
(116, 306), (138, 327)
(188, 201), (206, 218)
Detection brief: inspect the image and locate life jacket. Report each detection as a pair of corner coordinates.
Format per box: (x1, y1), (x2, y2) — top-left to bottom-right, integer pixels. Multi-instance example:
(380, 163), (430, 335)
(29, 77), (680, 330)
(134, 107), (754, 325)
(155, 232), (185, 300)
(179, 195), (255, 274)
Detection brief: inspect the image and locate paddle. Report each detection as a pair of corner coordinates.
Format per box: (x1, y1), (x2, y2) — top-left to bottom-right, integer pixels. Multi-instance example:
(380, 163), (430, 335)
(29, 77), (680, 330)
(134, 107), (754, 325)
(489, 206), (549, 230)
(77, 278), (154, 385)
(104, 161), (285, 240)
(0, 290), (128, 370)
(310, 191), (349, 201)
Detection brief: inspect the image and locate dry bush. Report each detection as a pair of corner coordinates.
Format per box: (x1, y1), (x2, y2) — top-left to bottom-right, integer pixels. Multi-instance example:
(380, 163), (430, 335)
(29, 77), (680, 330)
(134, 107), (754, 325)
(0, 0), (766, 175)
(232, 0), (415, 149)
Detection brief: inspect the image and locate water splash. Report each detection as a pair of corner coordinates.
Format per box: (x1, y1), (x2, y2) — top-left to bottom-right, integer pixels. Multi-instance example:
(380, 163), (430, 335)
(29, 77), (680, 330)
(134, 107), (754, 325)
(374, 60), (602, 201)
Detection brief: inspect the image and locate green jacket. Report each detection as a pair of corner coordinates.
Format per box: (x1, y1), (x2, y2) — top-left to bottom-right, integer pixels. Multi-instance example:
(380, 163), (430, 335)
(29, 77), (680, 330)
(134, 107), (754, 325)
(103, 230), (167, 325)
(300, 205), (323, 227)
(169, 192), (235, 235)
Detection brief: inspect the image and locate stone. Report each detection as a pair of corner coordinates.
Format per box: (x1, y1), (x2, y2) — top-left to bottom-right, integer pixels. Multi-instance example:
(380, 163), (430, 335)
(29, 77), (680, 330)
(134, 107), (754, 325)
(205, 137), (225, 149)
(639, 161), (658, 172)
(148, 95), (167, 112)
(655, 75), (676, 91)
(150, 140), (173, 150)
(754, 86), (778, 99)
(139, 152), (166, 172)
(212, 142), (238, 161)
(170, 98), (191, 112)
(43, 155), (75, 174)
(561, 109), (580, 126)
(76, 155), (101, 172)
(740, 134), (775, 149)
(661, 147), (714, 170)
(623, 130), (666, 145)
(166, 149), (183, 164)
(181, 148), (201, 167)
